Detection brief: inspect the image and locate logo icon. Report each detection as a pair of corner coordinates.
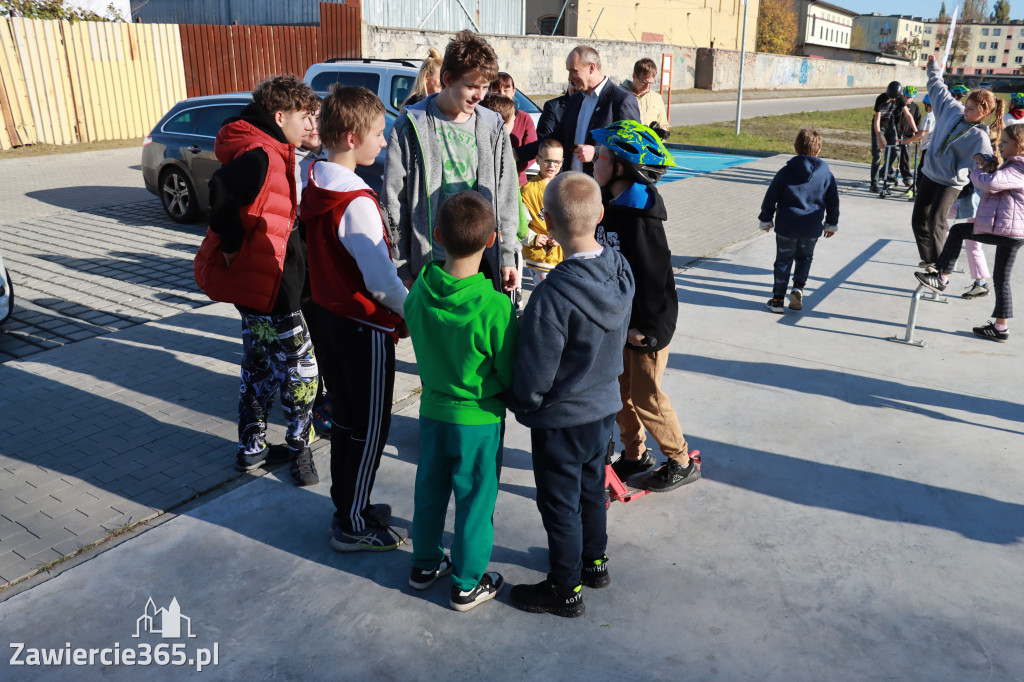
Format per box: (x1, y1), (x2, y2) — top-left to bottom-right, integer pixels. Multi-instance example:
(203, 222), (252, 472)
(133, 597), (196, 639)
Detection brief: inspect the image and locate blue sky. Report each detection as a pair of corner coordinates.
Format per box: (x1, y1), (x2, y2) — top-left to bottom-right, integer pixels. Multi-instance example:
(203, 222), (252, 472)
(827, 2), (1008, 21)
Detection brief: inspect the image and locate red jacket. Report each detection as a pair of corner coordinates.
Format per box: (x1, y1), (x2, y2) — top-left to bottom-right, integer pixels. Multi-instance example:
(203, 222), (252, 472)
(193, 119), (296, 313)
(300, 177), (402, 340)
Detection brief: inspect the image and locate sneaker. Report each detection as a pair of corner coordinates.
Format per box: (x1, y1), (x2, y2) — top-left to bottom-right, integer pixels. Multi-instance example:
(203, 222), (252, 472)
(330, 524), (406, 553)
(870, 183), (879, 193)
(328, 504), (393, 538)
(450, 572), (504, 612)
(766, 298), (785, 314)
(973, 321), (1009, 343)
(610, 449), (656, 480)
(789, 288), (803, 311)
(289, 447), (319, 487)
(914, 270), (946, 293)
(409, 554), (453, 590)
(235, 443), (290, 472)
(962, 282), (990, 299)
(509, 580), (584, 618)
(645, 454), (702, 493)
(581, 555), (611, 589)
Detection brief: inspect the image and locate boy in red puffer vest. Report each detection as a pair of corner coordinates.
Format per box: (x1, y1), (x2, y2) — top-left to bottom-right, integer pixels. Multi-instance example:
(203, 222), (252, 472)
(194, 75), (321, 488)
(300, 85), (409, 552)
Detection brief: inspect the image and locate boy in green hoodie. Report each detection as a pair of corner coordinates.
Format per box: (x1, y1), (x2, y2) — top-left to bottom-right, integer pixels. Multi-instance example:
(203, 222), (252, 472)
(404, 190), (520, 612)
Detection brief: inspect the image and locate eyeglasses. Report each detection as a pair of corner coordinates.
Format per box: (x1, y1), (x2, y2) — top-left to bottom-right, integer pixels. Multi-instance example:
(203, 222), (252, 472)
(539, 157), (563, 166)
(636, 78), (656, 86)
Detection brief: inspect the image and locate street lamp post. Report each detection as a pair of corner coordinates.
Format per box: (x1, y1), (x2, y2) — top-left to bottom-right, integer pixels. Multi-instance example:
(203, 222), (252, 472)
(735, 0), (749, 135)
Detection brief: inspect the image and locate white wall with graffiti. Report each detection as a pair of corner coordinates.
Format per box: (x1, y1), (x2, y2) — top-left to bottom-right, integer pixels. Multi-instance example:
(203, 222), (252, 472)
(696, 49), (924, 91)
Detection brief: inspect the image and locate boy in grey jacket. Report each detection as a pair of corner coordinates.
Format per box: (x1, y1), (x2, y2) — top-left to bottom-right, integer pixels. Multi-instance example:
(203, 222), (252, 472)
(507, 172), (634, 618)
(381, 30), (520, 294)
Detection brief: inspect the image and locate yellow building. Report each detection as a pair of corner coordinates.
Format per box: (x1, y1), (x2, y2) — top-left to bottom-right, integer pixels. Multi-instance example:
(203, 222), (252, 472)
(526, 0), (759, 51)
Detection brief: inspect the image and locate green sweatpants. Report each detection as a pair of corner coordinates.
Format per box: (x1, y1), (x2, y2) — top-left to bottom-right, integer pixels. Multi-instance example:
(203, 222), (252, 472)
(412, 417), (504, 592)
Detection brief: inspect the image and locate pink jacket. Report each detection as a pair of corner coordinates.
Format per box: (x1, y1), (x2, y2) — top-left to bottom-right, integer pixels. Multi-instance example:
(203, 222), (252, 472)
(971, 156), (1024, 239)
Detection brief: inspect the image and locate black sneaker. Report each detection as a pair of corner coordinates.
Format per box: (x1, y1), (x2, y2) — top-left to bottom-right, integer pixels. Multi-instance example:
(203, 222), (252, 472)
(645, 455), (702, 493)
(509, 580), (584, 618)
(409, 554), (453, 590)
(330, 524), (406, 553)
(766, 298), (785, 314)
(328, 504), (393, 538)
(914, 270), (946, 293)
(581, 555), (611, 589)
(289, 447), (319, 487)
(962, 282), (989, 299)
(450, 572), (504, 612)
(973, 321), (1009, 343)
(611, 449), (656, 480)
(234, 443), (290, 472)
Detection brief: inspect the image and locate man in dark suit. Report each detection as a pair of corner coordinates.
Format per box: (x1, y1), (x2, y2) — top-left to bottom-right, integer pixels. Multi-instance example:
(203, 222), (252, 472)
(517, 45), (641, 176)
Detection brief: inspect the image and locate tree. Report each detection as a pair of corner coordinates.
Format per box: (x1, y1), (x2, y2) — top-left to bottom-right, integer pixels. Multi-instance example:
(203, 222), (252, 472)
(883, 36), (924, 62)
(0, 0), (123, 21)
(938, 2), (948, 21)
(992, 0), (1011, 22)
(756, 0), (798, 55)
(937, 24), (972, 66)
(963, 0), (988, 21)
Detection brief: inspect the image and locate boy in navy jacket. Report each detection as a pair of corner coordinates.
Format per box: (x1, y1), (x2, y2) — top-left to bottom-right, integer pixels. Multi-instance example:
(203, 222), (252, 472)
(759, 129), (841, 313)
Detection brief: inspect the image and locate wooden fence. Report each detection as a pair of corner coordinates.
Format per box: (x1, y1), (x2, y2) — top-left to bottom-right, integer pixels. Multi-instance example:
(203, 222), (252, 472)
(0, 18), (188, 149)
(0, 2), (362, 149)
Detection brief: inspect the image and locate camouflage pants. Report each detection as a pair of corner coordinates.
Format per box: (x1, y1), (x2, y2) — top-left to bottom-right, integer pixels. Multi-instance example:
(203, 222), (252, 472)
(237, 310), (318, 456)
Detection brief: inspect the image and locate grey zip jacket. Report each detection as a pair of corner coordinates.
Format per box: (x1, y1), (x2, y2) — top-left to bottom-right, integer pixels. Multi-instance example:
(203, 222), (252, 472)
(380, 94), (521, 282)
(922, 59), (992, 187)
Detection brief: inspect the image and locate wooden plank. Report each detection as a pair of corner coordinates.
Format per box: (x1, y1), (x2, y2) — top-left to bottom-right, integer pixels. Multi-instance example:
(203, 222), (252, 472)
(15, 19), (52, 144)
(122, 22), (145, 139)
(0, 19), (28, 146)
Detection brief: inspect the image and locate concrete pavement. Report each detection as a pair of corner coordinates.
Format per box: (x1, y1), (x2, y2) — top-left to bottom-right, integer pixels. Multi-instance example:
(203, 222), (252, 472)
(1, 147), (1023, 679)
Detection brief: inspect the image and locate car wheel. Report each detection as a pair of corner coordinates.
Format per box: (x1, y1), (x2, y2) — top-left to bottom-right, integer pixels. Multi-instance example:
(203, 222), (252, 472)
(0, 266), (13, 326)
(159, 167), (200, 223)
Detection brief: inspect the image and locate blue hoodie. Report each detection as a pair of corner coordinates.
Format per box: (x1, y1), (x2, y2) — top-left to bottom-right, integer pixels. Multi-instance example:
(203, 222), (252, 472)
(508, 246), (634, 429)
(758, 155), (840, 239)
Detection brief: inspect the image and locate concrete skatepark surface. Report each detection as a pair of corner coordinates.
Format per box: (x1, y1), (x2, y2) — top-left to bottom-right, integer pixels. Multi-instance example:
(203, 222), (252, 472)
(2, 160), (1023, 678)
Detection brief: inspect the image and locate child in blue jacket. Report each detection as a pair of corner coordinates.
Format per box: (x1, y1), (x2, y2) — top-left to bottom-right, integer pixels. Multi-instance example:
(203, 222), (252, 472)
(759, 129), (841, 313)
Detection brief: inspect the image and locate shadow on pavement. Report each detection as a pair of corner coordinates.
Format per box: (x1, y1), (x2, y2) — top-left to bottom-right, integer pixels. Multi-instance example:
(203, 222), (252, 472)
(692, 435), (1024, 545)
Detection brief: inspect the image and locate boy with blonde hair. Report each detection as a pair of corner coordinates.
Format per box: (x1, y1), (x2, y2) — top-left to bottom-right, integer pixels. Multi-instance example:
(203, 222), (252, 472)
(520, 139), (565, 282)
(300, 85), (408, 552)
(508, 172), (634, 618)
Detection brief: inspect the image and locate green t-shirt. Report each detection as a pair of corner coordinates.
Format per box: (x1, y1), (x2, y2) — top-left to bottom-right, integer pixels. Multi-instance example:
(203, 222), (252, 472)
(429, 99), (479, 259)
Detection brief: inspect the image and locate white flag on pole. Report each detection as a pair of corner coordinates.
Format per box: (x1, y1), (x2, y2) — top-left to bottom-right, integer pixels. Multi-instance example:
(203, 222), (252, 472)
(941, 5), (960, 71)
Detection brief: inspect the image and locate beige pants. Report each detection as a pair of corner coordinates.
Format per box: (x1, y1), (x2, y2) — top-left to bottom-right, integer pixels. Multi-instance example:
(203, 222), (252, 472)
(616, 345), (689, 464)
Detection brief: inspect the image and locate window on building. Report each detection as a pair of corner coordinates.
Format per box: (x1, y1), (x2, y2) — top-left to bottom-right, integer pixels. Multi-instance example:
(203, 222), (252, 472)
(537, 15), (564, 35)
(989, 55), (997, 62)
(994, 28), (1001, 36)
(991, 42), (1000, 48)
(925, 26), (932, 34)
(980, 42), (987, 49)
(982, 28), (990, 35)
(1016, 56), (1023, 63)
(987, 69), (995, 74)
(957, 68), (964, 74)
(923, 40), (930, 47)
(1018, 42), (1024, 49)
(881, 22), (891, 35)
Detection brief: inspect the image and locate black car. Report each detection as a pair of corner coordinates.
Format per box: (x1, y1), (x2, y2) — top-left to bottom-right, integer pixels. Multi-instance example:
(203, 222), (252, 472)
(142, 93), (394, 223)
